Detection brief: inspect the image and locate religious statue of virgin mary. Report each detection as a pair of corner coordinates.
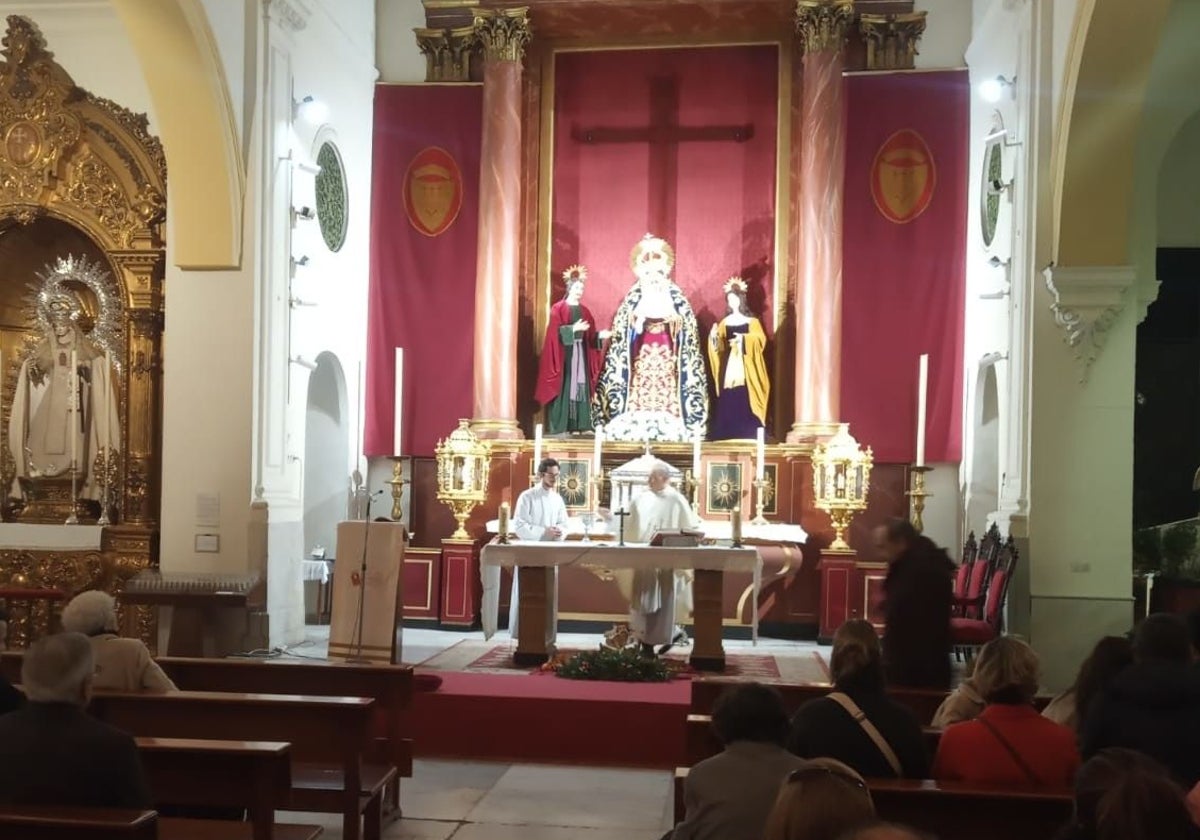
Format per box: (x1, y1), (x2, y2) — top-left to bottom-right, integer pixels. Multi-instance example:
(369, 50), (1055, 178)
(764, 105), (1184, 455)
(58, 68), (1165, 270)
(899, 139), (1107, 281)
(592, 234), (708, 441)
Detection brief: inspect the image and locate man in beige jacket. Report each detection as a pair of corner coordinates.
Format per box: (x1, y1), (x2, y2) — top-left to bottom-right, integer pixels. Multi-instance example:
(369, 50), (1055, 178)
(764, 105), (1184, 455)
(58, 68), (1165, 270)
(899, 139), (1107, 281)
(60, 590), (177, 692)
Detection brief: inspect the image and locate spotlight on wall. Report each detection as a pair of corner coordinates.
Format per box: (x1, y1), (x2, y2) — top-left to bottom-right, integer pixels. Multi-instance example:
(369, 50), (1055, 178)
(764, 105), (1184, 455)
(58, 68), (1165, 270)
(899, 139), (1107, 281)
(294, 95), (329, 124)
(289, 355), (318, 370)
(988, 255), (1010, 269)
(294, 255), (310, 267)
(293, 206), (316, 223)
(979, 75), (1016, 104)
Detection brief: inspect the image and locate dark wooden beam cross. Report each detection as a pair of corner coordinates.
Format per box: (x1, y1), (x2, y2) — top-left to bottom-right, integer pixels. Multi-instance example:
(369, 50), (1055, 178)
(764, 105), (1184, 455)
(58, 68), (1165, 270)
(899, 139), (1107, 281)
(571, 75), (754, 242)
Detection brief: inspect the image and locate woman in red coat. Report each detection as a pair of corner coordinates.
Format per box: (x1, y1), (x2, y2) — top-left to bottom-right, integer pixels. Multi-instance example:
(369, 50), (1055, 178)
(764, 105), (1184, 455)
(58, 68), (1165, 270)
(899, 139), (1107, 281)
(933, 637), (1079, 788)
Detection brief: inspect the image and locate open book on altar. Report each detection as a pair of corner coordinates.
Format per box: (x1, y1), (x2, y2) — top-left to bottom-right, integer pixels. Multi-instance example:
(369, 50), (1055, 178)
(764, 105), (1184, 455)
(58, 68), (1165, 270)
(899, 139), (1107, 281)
(648, 528), (705, 547)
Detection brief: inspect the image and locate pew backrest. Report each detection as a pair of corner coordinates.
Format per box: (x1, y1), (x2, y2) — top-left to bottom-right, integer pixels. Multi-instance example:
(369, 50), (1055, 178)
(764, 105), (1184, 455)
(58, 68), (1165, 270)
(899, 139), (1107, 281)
(0, 807), (156, 839)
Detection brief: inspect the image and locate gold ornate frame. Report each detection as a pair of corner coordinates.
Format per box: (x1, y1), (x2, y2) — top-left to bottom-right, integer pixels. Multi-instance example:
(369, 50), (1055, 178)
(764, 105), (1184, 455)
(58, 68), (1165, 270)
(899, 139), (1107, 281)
(0, 17), (164, 605)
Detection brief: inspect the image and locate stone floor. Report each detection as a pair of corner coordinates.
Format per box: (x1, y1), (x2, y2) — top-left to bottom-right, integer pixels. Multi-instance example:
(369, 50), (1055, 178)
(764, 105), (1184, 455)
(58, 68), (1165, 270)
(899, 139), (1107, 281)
(280, 759), (673, 840)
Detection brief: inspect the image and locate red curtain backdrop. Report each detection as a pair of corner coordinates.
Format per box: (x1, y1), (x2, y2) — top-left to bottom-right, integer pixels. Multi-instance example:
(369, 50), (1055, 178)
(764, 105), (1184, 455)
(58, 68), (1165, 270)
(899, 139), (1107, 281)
(552, 46), (778, 337)
(365, 85), (482, 456)
(840, 70), (969, 463)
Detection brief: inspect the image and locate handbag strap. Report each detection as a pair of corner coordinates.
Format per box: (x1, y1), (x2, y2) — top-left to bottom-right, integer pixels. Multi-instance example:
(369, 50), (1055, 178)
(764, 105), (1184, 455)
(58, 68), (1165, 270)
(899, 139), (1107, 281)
(827, 692), (904, 777)
(975, 714), (1043, 786)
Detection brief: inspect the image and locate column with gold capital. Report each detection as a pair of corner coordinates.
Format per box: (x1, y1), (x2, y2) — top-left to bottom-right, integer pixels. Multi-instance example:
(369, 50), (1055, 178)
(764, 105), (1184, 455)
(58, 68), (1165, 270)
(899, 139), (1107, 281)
(470, 7), (532, 440)
(787, 0), (855, 443)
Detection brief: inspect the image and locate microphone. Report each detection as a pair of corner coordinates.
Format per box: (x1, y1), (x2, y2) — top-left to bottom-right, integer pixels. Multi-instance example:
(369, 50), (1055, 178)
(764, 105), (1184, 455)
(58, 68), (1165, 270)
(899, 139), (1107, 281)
(370, 489), (386, 498)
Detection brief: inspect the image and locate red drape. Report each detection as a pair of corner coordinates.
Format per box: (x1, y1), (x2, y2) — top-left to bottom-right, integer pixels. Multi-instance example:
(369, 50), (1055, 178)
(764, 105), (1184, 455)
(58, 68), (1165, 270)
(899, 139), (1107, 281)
(552, 46), (778, 337)
(840, 70), (969, 463)
(365, 85), (482, 456)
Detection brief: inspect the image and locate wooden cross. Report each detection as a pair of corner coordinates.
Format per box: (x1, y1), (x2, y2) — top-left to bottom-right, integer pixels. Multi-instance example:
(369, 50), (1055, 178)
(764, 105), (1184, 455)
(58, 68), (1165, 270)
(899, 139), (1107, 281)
(571, 75), (754, 243)
(612, 506), (632, 546)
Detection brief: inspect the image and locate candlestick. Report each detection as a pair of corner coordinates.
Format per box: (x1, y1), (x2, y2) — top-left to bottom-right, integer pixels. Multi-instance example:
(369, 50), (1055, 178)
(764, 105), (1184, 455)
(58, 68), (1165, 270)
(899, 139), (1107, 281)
(102, 351), (111, 524)
(685, 468), (700, 515)
(751, 477), (769, 526)
(69, 349), (78, 470)
(386, 457), (409, 522)
(354, 361), (363, 480)
(916, 354), (928, 467)
(755, 427), (766, 481)
(393, 347), (404, 456)
(906, 465), (933, 533)
(498, 501), (510, 544)
(731, 508), (743, 548)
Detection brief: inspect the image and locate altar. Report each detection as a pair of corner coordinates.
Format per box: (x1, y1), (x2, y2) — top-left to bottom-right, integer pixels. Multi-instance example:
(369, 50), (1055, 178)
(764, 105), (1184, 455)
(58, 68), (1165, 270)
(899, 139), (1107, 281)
(481, 539), (760, 670)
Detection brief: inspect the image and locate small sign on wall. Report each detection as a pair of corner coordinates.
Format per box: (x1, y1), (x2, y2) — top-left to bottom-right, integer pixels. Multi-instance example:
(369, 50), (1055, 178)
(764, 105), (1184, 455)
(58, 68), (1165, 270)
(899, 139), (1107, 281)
(194, 534), (220, 553)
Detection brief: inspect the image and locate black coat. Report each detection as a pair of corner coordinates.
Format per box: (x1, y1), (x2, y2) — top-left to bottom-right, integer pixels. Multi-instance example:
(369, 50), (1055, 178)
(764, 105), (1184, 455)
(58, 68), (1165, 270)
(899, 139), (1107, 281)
(0, 702), (151, 808)
(787, 676), (931, 779)
(882, 538), (954, 689)
(1081, 661), (1200, 787)
(0, 673), (22, 716)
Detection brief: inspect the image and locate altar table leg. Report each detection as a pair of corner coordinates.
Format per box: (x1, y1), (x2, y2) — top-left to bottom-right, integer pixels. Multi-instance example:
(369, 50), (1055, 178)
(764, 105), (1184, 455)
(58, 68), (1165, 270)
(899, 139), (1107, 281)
(514, 566), (554, 667)
(690, 569), (726, 671)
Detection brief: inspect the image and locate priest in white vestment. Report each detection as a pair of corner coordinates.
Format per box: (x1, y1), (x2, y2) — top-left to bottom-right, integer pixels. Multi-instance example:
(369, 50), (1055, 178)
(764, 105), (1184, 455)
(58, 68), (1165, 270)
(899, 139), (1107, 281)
(510, 457), (568, 644)
(605, 460), (700, 654)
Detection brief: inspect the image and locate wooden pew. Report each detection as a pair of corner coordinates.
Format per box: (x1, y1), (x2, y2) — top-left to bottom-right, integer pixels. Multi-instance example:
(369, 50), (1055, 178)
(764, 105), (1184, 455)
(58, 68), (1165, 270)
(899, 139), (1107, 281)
(137, 737), (321, 840)
(90, 690), (388, 840)
(0, 807), (157, 839)
(672, 768), (1071, 840)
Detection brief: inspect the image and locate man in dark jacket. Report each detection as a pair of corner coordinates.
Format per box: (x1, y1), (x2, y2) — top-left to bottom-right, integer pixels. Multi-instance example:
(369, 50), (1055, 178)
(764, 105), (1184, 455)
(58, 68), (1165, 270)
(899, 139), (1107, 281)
(0, 631), (151, 808)
(1081, 612), (1200, 787)
(876, 518), (955, 689)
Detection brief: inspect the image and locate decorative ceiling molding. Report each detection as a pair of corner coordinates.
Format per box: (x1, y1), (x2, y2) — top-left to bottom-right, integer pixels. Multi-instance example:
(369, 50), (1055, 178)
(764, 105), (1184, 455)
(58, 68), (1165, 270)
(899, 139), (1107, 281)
(1042, 265), (1135, 383)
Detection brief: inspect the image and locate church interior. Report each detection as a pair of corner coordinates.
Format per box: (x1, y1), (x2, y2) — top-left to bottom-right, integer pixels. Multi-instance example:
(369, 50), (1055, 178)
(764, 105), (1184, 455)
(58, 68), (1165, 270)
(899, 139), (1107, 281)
(1, 0), (1199, 837)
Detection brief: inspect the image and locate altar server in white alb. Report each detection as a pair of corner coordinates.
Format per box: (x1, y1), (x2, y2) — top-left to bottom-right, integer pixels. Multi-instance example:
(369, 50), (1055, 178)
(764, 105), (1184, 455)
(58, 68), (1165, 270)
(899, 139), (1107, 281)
(510, 457), (569, 644)
(612, 460), (700, 655)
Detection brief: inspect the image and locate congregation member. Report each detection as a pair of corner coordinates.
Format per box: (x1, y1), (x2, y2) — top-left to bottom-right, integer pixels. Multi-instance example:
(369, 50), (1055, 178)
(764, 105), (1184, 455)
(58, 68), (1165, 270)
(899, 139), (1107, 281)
(510, 457), (568, 643)
(669, 682), (804, 840)
(1081, 612), (1200, 786)
(838, 823), (931, 840)
(764, 758), (876, 840)
(60, 589), (177, 692)
(874, 519), (954, 688)
(932, 637), (1079, 787)
(1053, 748), (1198, 840)
(0, 632), (151, 808)
(1040, 635), (1132, 733)
(0, 668), (21, 716)
(788, 619), (929, 778)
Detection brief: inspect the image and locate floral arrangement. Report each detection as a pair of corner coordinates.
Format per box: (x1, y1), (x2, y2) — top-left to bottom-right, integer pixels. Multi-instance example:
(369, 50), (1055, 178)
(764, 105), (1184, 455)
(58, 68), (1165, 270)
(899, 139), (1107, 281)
(605, 410), (693, 443)
(549, 646), (673, 682)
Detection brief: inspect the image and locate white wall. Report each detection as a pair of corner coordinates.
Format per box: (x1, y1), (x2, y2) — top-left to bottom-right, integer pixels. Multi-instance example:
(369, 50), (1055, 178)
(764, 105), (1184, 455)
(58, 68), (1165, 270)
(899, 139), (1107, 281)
(915, 0), (971, 69)
(376, 0), (426, 83)
(1158, 113), (1200, 248)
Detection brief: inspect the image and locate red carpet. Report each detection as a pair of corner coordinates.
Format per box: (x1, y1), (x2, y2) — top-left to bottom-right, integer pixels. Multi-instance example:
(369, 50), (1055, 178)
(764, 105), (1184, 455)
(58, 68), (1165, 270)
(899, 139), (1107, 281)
(407, 670), (690, 767)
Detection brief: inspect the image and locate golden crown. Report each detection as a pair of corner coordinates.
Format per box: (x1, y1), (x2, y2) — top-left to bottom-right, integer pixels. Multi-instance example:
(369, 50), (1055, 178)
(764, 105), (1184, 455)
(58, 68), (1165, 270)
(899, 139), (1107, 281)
(723, 276), (748, 294)
(562, 264), (588, 284)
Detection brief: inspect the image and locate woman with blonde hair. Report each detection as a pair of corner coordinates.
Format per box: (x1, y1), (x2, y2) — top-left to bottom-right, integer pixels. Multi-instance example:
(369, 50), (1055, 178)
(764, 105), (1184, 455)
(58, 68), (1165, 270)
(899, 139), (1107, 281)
(764, 758), (876, 840)
(933, 636), (1078, 786)
(788, 620), (929, 778)
(60, 590), (177, 692)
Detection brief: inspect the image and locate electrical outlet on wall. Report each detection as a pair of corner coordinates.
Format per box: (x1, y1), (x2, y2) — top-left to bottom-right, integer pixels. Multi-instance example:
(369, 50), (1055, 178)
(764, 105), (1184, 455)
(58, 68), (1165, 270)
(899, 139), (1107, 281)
(1069, 561), (1091, 573)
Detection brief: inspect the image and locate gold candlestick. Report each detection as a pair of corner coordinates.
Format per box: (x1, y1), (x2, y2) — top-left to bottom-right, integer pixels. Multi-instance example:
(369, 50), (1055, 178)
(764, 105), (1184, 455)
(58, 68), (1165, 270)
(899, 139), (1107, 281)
(685, 468), (701, 515)
(907, 465), (932, 533)
(387, 457), (409, 523)
(751, 477), (769, 526)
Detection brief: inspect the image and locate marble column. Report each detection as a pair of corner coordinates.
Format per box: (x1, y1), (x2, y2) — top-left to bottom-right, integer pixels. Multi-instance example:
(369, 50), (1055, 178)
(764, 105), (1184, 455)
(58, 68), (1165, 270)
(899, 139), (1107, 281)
(470, 8), (531, 440)
(787, 0), (854, 443)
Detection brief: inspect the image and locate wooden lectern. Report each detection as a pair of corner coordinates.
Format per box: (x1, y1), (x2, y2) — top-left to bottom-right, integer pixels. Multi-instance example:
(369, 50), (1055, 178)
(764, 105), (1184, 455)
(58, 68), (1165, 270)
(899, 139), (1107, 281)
(328, 521), (406, 664)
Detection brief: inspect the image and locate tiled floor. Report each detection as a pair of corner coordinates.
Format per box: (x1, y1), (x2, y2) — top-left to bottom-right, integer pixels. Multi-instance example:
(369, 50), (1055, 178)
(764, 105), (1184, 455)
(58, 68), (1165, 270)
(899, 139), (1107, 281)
(280, 759), (673, 840)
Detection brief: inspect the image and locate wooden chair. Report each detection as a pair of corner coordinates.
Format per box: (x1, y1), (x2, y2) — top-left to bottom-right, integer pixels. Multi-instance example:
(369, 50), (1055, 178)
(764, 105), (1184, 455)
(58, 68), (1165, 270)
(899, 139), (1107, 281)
(954, 523), (1002, 620)
(951, 537), (1019, 657)
(951, 531), (978, 616)
(0, 807), (157, 839)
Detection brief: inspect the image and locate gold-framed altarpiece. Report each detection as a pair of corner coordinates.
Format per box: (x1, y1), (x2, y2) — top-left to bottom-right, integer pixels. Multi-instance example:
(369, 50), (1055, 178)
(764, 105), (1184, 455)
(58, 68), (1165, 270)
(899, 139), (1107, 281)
(0, 16), (165, 643)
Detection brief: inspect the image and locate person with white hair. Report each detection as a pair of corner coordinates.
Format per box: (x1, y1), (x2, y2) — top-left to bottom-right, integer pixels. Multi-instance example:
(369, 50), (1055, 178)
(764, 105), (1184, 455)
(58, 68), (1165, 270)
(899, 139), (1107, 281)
(0, 632), (151, 807)
(60, 589), (177, 692)
(604, 459), (700, 655)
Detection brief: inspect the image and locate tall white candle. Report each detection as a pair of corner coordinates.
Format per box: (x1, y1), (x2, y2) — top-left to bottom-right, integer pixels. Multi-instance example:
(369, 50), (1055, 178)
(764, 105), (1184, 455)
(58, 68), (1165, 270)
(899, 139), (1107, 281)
(755, 427), (765, 481)
(69, 349), (78, 469)
(355, 362), (363, 474)
(692, 429), (702, 480)
(593, 424), (603, 473)
(916, 354), (929, 467)
(393, 347), (404, 456)
(103, 351), (111, 485)
(533, 423), (543, 468)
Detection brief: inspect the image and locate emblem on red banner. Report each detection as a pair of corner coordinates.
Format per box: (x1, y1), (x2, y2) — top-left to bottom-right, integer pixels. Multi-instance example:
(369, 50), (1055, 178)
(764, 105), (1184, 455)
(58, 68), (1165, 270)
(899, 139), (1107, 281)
(404, 147), (463, 236)
(870, 129), (936, 224)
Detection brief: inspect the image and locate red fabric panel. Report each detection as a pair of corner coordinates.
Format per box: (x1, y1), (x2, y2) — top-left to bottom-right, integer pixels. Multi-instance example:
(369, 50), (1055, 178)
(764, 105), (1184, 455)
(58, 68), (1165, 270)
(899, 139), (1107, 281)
(365, 85), (483, 456)
(985, 570), (1009, 626)
(552, 46), (778, 339)
(950, 618), (998, 645)
(841, 71), (969, 463)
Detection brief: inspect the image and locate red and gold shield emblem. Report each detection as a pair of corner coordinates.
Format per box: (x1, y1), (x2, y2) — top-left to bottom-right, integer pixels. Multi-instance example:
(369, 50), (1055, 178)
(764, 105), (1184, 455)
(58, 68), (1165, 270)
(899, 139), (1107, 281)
(870, 129), (936, 224)
(404, 147), (463, 237)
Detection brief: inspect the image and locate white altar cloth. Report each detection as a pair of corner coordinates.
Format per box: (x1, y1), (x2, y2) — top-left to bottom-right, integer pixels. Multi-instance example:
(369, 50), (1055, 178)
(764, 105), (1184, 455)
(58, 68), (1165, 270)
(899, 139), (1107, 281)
(480, 540), (762, 642)
(484, 517), (807, 546)
(0, 523), (104, 551)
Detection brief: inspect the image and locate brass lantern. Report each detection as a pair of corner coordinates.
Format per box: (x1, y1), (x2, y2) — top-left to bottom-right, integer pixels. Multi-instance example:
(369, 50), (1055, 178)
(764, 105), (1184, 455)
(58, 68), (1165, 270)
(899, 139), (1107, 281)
(434, 419), (492, 539)
(811, 423), (874, 552)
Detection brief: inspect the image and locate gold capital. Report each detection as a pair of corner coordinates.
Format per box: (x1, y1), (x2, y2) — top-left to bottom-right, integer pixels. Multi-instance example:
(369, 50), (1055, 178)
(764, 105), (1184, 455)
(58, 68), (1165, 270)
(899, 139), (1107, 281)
(472, 7), (532, 63)
(415, 25), (478, 82)
(859, 12), (927, 71)
(794, 0), (855, 55)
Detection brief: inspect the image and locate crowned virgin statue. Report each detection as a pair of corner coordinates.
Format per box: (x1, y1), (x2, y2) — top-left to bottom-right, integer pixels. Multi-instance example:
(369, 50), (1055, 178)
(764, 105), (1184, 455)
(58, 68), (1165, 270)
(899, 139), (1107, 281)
(592, 234), (708, 441)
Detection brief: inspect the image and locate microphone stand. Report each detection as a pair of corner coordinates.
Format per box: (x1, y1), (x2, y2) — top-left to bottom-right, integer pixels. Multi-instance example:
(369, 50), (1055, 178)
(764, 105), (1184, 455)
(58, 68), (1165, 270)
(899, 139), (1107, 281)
(348, 491), (381, 665)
